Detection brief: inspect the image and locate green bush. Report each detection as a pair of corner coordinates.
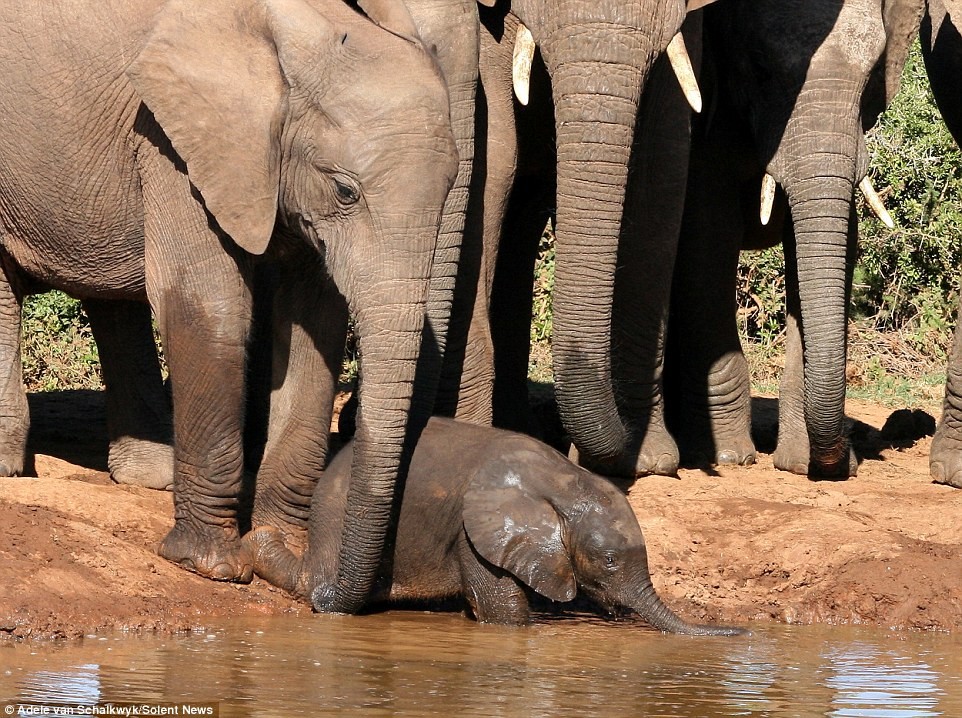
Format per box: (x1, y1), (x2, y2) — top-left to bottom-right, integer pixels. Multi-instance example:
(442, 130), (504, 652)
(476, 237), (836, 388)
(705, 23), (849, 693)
(738, 42), (962, 375)
(21, 291), (101, 391)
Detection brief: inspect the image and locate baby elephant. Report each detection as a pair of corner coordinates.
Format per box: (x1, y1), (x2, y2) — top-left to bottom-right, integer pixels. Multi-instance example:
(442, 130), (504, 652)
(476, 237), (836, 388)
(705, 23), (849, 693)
(246, 418), (743, 635)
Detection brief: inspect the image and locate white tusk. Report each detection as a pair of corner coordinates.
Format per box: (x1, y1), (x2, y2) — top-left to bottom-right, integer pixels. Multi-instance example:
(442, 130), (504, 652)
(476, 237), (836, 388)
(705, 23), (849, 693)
(512, 24), (536, 106)
(760, 173), (777, 226)
(859, 176), (895, 229)
(666, 32), (702, 113)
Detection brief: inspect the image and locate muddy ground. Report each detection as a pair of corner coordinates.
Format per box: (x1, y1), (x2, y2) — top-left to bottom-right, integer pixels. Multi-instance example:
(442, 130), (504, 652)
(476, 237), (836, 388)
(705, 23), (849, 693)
(0, 389), (959, 640)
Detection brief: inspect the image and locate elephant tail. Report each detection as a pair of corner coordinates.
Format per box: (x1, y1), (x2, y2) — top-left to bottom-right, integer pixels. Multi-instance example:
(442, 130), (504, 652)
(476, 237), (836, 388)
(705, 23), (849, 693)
(244, 526), (307, 601)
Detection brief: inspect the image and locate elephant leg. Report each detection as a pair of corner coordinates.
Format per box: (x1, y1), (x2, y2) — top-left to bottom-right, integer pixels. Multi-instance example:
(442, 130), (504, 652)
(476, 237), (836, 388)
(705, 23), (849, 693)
(598, 44), (694, 477)
(931, 293), (962, 488)
(458, 534), (531, 625)
(252, 248), (348, 554)
(774, 221), (858, 477)
(665, 174), (764, 469)
(490, 183), (552, 433)
(141, 145), (254, 583)
(83, 298), (173, 490)
(450, 17), (520, 426)
(0, 265), (27, 476)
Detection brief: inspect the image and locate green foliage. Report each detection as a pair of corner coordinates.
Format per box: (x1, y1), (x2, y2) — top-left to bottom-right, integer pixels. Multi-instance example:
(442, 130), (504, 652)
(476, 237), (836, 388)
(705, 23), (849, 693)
(854, 43), (962, 361)
(739, 42), (962, 390)
(528, 222), (556, 382)
(20, 291), (102, 391)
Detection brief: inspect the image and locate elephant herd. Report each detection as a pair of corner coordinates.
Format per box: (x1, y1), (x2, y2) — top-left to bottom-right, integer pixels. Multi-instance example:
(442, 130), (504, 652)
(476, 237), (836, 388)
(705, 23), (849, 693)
(0, 0), (959, 626)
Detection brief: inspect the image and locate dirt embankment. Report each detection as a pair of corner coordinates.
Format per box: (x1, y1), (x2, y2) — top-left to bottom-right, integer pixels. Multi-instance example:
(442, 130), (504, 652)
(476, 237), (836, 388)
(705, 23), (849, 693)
(0, 390), (959, 639)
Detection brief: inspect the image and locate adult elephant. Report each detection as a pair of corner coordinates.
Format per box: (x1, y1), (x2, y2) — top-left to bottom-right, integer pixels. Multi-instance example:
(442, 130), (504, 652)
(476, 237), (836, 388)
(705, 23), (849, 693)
(921, 0), (962, 487)
(0, 0), (457, 615)
(437, 0), (715, 479)
(664, 0), (923, 477)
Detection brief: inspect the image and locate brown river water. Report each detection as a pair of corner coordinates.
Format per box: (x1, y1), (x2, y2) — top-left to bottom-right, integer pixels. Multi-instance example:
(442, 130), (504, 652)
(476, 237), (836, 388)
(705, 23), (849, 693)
(1, 613), (960, 717)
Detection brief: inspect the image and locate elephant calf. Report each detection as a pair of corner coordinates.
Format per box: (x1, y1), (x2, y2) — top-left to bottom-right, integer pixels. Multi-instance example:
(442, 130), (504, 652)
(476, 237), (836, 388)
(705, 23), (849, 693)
(246, 417), (744, 635)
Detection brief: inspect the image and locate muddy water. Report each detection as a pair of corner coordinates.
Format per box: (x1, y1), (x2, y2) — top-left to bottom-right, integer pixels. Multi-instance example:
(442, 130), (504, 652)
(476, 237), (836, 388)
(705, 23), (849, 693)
(2, 613), (960, 717)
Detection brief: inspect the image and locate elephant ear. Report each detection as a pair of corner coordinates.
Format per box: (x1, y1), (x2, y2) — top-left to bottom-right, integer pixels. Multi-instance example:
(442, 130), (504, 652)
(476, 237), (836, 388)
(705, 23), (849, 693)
(946, 0), (962, 23)
(127, 0), (296, 255)
(357, 0), (422, 43)
(881, 0), (926, 106)
(463, 464), (577, 603)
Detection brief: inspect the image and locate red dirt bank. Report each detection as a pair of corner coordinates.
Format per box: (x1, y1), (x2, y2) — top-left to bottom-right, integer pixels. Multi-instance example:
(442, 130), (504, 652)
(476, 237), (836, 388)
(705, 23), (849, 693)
(0, 391), (959, 639)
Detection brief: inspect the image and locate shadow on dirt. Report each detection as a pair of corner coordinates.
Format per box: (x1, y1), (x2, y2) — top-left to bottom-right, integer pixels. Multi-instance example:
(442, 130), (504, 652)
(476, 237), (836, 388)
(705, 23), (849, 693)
(750, 397), (935, 466)
(23, 389), (109, 475)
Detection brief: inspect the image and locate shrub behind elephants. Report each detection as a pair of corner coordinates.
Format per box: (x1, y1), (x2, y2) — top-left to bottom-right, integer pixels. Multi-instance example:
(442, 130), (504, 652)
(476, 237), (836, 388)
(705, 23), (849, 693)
(0, 0), (457, 612)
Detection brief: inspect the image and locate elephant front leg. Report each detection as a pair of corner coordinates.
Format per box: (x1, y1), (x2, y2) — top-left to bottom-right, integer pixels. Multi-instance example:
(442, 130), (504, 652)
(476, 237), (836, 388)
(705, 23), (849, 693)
(665, 189), (755, 469)
(142, 150), (254, 583)
(0, 266), (28, 476)
(251, 250), (349, 554)
(458, 535), (532, 625)
(931, 294), (962, 488)
(84, 299), (173, 490)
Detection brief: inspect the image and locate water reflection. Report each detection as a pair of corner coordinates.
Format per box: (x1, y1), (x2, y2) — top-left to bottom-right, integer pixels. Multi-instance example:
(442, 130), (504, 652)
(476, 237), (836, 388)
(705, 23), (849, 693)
(1, 616), (959, 717)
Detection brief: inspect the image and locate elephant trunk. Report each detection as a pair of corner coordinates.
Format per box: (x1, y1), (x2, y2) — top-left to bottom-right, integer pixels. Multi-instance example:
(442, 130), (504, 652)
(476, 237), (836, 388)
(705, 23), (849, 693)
(540, 26), (656, 462)
(775, 106), (863, 477)
(328, 223), (437, 614)
(624, 574), (745, 636)
(409, 0), (480, 418)
(786, 176), (855, 476)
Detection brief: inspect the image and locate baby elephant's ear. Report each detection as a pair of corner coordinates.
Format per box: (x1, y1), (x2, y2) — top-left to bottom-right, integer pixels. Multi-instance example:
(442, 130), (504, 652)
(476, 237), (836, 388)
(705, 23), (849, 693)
(463, 468), (577, 603)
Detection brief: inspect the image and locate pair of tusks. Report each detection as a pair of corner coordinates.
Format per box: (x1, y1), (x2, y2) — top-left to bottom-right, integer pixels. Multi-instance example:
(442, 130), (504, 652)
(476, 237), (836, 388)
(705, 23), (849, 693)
(759, 174), (895, 229)
(511, 26), (703, 113)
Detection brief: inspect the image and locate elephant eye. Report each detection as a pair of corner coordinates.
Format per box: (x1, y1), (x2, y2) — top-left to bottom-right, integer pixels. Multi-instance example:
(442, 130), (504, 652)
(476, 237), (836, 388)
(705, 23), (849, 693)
(332, 175), (361, 205)
(604, 553), (617, 571)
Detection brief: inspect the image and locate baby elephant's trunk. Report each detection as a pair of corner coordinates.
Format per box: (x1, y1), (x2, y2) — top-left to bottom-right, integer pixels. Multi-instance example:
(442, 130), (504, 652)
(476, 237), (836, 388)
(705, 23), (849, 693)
(631, 581), (746, 636)
(245, 526), (304, 598)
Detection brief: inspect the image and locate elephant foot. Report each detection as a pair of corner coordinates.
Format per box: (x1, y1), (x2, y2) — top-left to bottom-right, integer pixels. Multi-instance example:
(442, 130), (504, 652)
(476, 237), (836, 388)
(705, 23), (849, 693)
(108, 437), (174, 490)
(715, 443), (756, 467)
(159, 520), (253, 583)
(250, 510), (308, 556)
(0, 450), (25, 477)
(773, 442), (857, 478)
(930, 428), (962, 488)
(574, 427), (680, 478)
(678, 431), (756, 469)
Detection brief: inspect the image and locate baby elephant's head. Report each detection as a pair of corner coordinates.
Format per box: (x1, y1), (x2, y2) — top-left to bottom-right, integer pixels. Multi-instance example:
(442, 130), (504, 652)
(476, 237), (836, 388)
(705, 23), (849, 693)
(463, 446), (746, 635)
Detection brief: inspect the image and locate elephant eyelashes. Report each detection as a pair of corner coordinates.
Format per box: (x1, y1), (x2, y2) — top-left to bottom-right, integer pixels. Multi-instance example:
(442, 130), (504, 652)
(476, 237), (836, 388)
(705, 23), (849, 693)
(333, 176), (361, 205)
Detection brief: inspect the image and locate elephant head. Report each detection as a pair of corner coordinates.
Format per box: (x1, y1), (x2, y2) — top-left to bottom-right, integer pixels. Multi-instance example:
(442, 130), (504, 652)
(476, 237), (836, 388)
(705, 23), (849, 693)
(477, 0), (716, 468)
(706, 0), (923, 476)
(128, 0), (457, 606)
(462, 455), (743, 635)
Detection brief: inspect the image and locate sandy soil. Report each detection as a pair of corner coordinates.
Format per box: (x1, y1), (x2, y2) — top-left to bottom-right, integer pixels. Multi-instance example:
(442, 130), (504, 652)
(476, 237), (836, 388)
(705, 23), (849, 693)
(0, 389), (959, 640)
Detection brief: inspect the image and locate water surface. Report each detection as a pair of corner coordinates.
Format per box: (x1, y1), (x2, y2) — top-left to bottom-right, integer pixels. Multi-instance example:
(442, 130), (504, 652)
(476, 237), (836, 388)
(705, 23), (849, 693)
(1, 613), (960, 717)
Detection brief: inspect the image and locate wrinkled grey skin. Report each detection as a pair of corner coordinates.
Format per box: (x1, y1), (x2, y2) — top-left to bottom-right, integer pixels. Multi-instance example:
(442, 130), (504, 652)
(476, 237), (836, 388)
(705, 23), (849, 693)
(246, 417), (745, 634)
(922, 0), (962, 488)
(0, 0), (457, 601)
(664, 0), (923, 478)
(437, 0), (711, 480)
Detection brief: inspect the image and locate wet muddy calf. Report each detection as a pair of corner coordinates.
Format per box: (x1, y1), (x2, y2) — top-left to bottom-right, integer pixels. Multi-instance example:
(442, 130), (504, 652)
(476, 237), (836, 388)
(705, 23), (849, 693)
(245, 417), (744, 634)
